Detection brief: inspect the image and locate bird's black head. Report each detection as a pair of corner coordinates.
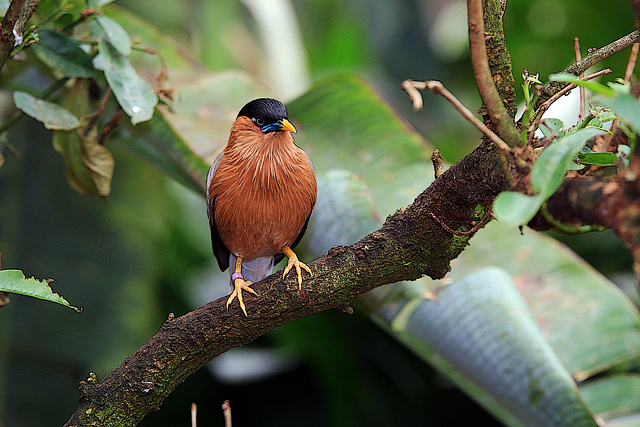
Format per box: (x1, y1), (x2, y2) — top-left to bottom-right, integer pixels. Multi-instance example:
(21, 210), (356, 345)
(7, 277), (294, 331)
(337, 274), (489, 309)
(237, 98), (296, 134)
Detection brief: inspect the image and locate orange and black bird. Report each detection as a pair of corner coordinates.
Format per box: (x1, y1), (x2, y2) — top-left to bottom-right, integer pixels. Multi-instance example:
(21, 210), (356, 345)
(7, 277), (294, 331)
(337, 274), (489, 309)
(206, 98), (317, 315)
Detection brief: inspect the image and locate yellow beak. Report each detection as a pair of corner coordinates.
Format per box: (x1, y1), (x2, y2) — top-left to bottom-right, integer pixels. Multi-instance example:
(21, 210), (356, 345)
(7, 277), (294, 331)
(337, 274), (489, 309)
(280, 118), (297, 133)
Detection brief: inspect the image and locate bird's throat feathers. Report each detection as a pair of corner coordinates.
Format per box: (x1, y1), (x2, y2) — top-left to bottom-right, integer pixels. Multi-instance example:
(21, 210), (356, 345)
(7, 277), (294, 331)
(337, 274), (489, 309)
(224, 116), (306, 184)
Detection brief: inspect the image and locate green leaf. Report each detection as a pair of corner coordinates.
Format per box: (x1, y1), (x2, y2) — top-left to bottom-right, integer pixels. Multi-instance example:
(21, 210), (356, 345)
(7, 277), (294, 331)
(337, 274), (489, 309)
(0, 270), (82, 312)
(493, 191), (544, 225)
(31, 29), (95, 78)
(97, 39), (157, 124)
(94, 15), (131, 56)
(539, 118), (564, 137)
(385, 267), (598, 427)
(579, 375), (640, 422)
(13, 91), (80, 130)
(450, 221), (640, 380)
(549, 73), (616, 96)
(577, 152), (618, 166)
(531, 128), (600, 198)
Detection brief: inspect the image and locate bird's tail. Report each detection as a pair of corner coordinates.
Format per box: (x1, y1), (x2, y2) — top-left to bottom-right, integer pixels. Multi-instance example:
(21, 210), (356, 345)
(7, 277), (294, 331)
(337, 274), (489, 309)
(228, 254), (275, 289)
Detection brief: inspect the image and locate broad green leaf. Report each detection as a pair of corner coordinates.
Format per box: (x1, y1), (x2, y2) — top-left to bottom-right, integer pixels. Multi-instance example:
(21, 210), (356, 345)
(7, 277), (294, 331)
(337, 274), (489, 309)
(531, 128), (600, 198)
(384, 267), (597, 427)
(13, 91), (80, 130)
(31, 29), (95, 78)
(493, 191), (544, 225)
(289, 73), (433, 216)
(97, 39), (157, 124)
(579, 375), (640, 422)
(0, 269), (82, 312)
(449, 221), (640, 380)
(549, 73), (616, 97)
(94, 15), (131, 56)
(577, 152), (617, 166)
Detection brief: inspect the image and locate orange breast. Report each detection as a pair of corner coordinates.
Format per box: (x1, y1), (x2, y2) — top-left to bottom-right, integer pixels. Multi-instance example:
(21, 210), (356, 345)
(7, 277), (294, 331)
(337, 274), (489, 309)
(209, 123), (317, 261)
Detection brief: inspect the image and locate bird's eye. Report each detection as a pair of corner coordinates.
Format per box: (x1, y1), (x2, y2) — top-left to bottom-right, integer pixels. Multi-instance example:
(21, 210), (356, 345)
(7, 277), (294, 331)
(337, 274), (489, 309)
(254, 118), (265, 126)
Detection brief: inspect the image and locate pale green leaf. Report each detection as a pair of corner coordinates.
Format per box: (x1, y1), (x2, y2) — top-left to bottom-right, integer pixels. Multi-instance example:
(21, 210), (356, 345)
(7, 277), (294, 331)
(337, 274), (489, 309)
(531, 128), (600, 198)
(0, 269), (82, 312)
(493, 191), (543, 225)
(13, 91), (80, 130)
(94, 15), (131, 56)
(98, 39), (157, 124)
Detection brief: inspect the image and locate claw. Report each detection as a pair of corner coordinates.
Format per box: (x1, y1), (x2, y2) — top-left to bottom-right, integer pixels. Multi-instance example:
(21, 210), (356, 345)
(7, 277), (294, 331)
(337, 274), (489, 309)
(226, 277), (257, 316)
(227, 256), (258, 316)
(282, 246), (312, 289)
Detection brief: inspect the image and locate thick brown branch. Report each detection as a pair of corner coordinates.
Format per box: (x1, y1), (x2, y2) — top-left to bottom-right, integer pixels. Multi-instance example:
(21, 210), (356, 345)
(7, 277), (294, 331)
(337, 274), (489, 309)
(541, 157), (640, 279)
(64, 141), (508, 426)
(0, 0), (26, 70)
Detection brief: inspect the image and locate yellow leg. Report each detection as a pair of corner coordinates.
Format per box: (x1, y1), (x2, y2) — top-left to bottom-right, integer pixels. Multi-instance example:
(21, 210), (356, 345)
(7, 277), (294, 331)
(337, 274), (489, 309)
(226, 256), (258, 316)
(282, 245), (312, 289)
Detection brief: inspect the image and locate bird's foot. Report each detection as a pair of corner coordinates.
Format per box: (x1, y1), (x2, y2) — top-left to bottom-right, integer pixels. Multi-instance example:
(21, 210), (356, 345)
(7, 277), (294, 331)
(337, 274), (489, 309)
(226, 273), (257, 316)
(282, 246), (312, 289)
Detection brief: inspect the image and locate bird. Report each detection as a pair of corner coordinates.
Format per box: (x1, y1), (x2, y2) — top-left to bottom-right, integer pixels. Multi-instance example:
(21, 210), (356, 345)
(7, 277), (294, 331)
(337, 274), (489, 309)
(206, 98), (317, 315)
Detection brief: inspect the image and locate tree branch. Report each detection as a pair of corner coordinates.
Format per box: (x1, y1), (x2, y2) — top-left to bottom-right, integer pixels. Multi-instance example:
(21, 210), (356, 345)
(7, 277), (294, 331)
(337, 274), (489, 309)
(535, 28), (640, 107)
(64, 141), (508, 426)
(467, 0), (520, 147)
(0, 0), (41, 72)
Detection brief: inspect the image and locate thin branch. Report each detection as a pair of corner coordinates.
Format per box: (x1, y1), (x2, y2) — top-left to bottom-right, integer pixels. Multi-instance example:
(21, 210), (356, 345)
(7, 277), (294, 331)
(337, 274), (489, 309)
(222, 400), (232, 427)
(624, 42), (639, 81)
(574, 37), (585, 122)
(537, 28), (640, 106)
(528, 69), (612, 142)
(431, 148), (444, 179)
(403, 79), (511, 151)
(191, 403), (197, 427)
(467, 0), (520, 147)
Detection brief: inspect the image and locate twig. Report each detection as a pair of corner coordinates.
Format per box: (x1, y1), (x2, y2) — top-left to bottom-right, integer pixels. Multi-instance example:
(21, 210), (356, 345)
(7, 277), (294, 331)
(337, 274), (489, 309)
(537, 28), (640, 105)
(528, 68), (612, 142)
(624, 42), (639, 82)
(428, 207), (492, 236)
(431, 148), (444, 179)
(222, 400), (232, 427)
(403, 79), (511, 151)
(191, 403), (197, 427)
(467, 0), (520, 147)
(574, 37), (585, 122)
